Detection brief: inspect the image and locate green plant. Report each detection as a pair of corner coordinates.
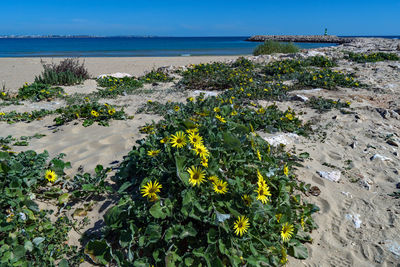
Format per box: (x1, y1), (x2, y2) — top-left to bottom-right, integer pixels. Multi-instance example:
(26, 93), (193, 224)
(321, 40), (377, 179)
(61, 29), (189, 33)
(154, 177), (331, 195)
(17, 82), (65, 101)
(296, 69), (361, 89)
(139, 70), (174, 83)
(54, 101), (128, 127)
(0, 109), (55, 124)
(345, 51), (399, 63)
(35, 58), (90, 86)
(96, 76), (143, 98)
(86, 96), (316, 266)
(306, 97), (351, 112)
(253, 41), (299, 56)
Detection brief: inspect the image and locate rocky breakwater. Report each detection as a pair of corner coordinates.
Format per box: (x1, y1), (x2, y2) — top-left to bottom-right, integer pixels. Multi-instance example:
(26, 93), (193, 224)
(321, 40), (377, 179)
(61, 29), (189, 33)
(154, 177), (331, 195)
(246, 35), (354, 44)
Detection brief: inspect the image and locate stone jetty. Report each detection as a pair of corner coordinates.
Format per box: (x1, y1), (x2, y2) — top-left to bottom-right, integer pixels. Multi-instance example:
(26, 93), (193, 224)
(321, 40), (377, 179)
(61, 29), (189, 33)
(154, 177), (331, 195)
(246, 35), (354, 44)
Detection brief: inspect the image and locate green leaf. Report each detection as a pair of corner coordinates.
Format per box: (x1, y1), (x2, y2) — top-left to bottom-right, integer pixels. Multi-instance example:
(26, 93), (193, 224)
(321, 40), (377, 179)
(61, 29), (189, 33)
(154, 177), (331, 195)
(222, 131), (241, 151)
(179, 222), (197, 239)
(175, 155), (189, 186)
(149, 201), (168, 219)
(58, 193), (70, 205)
(288, 242), (309, 259)
(184, 257), (194, 266)
(85, 240), (111, 265)
(24, 241), (33, 252)
(299, 152), (310, 159)
(14, 245), (25, 260)
(207, 228), (217, 244)
(32, 237), (45, 246)
(104, 205), (124, 229)
(59, 259), (69, 267)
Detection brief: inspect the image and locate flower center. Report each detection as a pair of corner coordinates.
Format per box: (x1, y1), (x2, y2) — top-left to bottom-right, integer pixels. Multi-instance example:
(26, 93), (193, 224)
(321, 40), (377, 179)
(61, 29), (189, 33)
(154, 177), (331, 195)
(176, 138), (182, 144)
(193, 173), (199, 180)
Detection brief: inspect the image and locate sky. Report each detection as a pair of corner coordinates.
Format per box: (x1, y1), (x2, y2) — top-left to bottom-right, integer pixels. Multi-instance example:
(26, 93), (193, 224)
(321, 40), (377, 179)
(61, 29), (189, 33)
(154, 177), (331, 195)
(1, 0), (399, 36)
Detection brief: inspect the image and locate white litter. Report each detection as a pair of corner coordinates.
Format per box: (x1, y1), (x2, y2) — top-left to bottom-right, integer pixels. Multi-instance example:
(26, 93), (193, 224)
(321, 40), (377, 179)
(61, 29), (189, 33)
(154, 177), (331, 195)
(262, 133), (300, 147)
(97, 72), (132, 79)
(345, 213), (362, 228)
(317, 170), (341, 182)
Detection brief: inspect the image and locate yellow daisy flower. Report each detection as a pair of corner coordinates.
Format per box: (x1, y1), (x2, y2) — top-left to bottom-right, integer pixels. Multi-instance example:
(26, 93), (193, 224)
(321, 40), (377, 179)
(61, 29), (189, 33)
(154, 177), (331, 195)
(186, 128), (199, 135)
(233, 216), (250, 236)
(147, 150), (160, 157)
(257, 170), (267, 188)
(256, 150), (261, 161)
(200, 157), (208, 167)
(141, 180), (162, 199)
(213, 179), (228, 194)
(108, 108), (116, 115)
(231, 110), (238, 116)
(187, 166), (206, 186)
(160, 137), (168, 144)
(255, 185), (271, 204)
(188, 133), (203, 146)
(174, 105), (180, 112)
(213, 107), (221, 113)
(275, 213), (282, 223)
(170, 131), (187, 148)
(281, 222), (294, 242)
(192, 144), (210, 158)
(91, 110), (99, 117)
(45, 170), (57, 183)
(283, 165), (289, 176)
(215, 115), (226, 123)
(242, 194), (252, 206)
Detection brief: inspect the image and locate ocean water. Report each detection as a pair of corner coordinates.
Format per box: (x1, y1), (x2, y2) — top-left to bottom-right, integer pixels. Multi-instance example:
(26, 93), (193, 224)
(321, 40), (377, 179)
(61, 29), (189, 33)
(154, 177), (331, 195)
(0, 37), (337, 57)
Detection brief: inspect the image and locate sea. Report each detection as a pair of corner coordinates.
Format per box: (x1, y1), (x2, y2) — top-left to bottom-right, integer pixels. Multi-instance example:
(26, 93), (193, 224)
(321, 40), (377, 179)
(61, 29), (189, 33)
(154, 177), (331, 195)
(0, 36), (398, 57)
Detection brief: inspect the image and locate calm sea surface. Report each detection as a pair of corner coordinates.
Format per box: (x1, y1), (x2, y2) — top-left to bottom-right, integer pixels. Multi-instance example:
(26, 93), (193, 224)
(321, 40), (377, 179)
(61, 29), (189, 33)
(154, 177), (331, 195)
(0, 37), (338, 57)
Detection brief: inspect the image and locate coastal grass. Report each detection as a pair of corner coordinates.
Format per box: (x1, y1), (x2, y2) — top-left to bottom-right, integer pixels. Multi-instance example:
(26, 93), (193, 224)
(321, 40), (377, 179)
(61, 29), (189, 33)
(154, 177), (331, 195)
(253, 40), (299, 56)
(35, 58), (90, 86)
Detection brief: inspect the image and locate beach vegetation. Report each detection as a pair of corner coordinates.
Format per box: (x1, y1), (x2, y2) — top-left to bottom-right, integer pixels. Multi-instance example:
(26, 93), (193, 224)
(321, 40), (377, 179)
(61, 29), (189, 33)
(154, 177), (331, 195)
(296, 68), (361, 89)
(35, 58), (90, 86)
(253, 41), (299, 56)
(139, 69), (174, 83)
(17, 82), (65, 101)
(345, 51), (399, 63)
(96, 76), (143, 98)
(85, 95), (316, 266)
(306, 96), (351, 113)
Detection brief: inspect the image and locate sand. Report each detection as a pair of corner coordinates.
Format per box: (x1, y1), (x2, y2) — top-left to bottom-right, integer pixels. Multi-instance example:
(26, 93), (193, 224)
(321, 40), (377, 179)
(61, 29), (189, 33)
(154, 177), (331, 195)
(0, 56), (241, 91)
(1, 47), (400, 266)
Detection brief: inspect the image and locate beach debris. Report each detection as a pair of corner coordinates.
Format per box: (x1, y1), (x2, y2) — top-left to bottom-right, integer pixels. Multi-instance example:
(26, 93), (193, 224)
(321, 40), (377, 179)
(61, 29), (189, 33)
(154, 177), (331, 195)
(262, 133), (300, 147)
(341, 192), (353, 198)
(386, 139), (398, 147)
(309, 186), (321, 196)
(291, 94), (309, 102)
(190, 90), (219, 98)
(359, 177), (373, 190)
(384, 240), (400, 256)
(97, 72), (132, 79)
(317, 170), (341, 182)
(350, 141), (357, 149)
(370, 154), (392, 161)
(345, 213), (362, 228)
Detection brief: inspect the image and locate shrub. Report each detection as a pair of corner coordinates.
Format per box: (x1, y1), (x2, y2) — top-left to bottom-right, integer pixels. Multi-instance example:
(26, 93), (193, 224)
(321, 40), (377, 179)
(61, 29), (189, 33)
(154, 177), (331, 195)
(96, 76), (143, 98)
(253, 41), (299, 56)
(85, 96), (316, 266)
(139, 70), (174, 83)
(35, 58), (90, 86)
(345, 51), (400, 63)
(17, 82), (64, 101)
(306, 96), (351, 112)
(296, 69), (361, 89)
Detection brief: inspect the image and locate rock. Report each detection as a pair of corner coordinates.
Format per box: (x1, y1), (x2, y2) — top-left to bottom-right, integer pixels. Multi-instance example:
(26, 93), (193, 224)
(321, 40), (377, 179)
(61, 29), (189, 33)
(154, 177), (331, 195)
(376, 108), (391, 119)
(384, 240), (400, 256)
(190, 90), (219, 98)
(345, 213), (362, 228)
(350, 141), (357, 149)
(387, 140), (399, 147)
(309, 186), (321, 196)
(397, 43), (400, 51)
(317, 170), (341, 182)
(341, 192), (353, 198)
(291, 94), (309, 102)
(370, 154), (392, 161)
(359, 177), (373, 190)
(97, 72), (132, 79)
(262, 133), (300, 147)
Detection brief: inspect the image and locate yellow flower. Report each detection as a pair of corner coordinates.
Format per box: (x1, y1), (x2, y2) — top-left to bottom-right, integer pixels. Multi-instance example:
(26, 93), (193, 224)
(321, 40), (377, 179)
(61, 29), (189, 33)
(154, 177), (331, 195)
(192, 144), (210, 158)
(257, 170), (267, 188)
(141, 180), (162, 200)
(301, 217), (305, 230)
(242, 194), (252, 206)
(213, 107), (220, 113)
(91, 110), (99, 117)
(170, 131), (187, 148)
(281, 222), (294, 242)
(188, 133), (203, 146)
(45, 170), (57, 183)
(0, 112), (5, 116)
(187, 166), (206, 186)
(231, 110), (238, 116)
(200, 157), (208, 167)
(174, 105), (180, 112)
(256, 150), (261, 161)
(208, 175), (218, 183)
(215, 115), (226, 123)
(255, 185), (271, 204)
(346, 101), (351, 106)
(147, 150), (160, 157)
(108, 108), (116, 115)
(186, 128), (199, 135)
(283, 165), (289, 176)
(275, 213), (282, 223)
(233, 216), (250, 236)
(313, 76), (317, 81)
(213, 179), (228, 194)
(188, 97), (194, 102)
(160, 137), (168, 144)
(285, 113), (293, 121)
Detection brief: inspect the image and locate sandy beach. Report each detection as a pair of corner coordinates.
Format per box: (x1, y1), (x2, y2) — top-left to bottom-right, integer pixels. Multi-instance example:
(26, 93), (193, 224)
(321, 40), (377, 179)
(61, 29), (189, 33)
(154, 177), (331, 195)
(1, 39), (400, 266)
(0, 56), (241, 91)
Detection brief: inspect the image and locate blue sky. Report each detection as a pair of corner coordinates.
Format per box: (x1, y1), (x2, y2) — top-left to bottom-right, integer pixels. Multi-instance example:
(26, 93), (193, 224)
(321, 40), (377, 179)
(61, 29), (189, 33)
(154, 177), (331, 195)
(1, 0), (399, 36)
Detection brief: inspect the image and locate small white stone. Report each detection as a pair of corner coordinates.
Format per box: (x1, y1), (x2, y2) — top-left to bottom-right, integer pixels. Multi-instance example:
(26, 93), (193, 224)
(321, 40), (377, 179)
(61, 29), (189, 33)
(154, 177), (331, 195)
(370, 154), (392, 161)
(262, 133), (300, 147)
(97, 72), (132, 79)
(317, 170), (341, 182)
(345, 213), (362, 228)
